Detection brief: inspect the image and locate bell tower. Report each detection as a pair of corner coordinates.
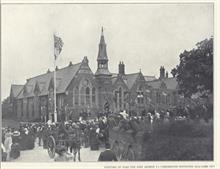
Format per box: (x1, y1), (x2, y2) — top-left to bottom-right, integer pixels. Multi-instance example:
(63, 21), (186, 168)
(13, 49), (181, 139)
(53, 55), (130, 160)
(95, 27), (111, 76)
(95, 27), (113, 112)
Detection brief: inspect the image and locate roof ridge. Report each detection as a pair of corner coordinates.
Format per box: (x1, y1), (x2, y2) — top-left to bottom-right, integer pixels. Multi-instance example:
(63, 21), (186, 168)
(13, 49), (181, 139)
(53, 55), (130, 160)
(11, 84), (23, 86)
(124, 72), (139, 76)
(26, 62), (82, 81)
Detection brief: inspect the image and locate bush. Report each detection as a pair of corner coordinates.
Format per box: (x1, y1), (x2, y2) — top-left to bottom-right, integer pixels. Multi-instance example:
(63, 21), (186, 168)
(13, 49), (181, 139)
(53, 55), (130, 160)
(153, 119), (213, 138)
(142, 120), (213, 160)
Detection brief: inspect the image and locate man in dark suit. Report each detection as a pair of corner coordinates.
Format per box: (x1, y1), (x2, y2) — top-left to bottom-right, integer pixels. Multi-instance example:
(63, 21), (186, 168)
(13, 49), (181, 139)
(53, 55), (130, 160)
(98, 142), (117, 161)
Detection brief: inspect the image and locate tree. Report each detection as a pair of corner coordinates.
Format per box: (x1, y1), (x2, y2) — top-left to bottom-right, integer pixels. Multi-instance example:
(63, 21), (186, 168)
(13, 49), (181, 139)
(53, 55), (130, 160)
(171, 67), (177, 77)
(175, 37), (213, 98)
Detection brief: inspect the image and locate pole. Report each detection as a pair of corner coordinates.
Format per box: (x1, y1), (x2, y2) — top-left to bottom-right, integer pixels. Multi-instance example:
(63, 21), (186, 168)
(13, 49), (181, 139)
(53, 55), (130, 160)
(54, 49), (57, 123)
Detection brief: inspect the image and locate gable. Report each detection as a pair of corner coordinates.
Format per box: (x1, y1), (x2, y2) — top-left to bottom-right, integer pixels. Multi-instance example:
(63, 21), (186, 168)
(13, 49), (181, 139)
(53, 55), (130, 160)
(113, 75), (128, 90)
(17, 62), (82, 98)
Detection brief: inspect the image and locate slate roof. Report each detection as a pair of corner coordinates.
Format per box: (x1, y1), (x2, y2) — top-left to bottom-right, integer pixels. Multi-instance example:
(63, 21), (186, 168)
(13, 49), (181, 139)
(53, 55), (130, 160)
(97, 34), (108, 61)
(147, 77), (178, 90)
(10, 85), (23, 98)
(122, 73), (140, 89)
(111, 73), (118, 84)
(144, 75), (156, 82)
(17, 62), (82, 99)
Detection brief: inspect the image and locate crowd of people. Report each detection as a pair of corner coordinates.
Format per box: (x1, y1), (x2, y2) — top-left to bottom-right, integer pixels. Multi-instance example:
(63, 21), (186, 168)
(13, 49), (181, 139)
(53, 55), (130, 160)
(1, 102), (212, 162)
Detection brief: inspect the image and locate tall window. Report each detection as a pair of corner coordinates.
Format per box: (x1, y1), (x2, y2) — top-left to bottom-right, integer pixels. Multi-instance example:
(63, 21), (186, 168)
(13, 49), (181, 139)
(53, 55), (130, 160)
(123, 92), (127, 109)
(74, 87), (79, 105)
(119, 88), (122, 110)
(156, 92), (161, 103)
(86, 87), (90, 105)
(32, 101), (34, 117)
(114, 91), (118, 109)
(80, 87), (85, 105)
(137, 86), (144, 104)
(92, 87), (96, 104)
(166, 94), (170, 104)
(26, 99), (29, 118)
(21, 100), (23, 117)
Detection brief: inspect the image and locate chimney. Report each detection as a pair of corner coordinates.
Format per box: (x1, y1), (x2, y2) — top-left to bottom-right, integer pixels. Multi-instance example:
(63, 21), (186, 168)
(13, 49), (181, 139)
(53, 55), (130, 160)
(47, 69), (51, 73)
(166, 71), (168, 78)
(55, 66), (59, 71)
(69, 61), (73, 66)
(119, 61), (125, 75)
(159, 66), (165, 79)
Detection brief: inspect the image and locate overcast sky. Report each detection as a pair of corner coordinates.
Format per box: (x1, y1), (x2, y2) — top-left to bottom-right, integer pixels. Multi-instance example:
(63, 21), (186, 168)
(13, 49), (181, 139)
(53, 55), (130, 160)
(2, 3), (213, 100)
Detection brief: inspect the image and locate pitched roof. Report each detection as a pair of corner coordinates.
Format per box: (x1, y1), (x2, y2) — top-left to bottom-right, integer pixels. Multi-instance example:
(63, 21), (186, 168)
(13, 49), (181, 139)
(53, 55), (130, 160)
(122, 73), (140, 89)
(147, 77), (178, 90)
(144, 75), (156, 82)
(10, 85), (23, 98)
(17, 62), (82, 98)
(111, 73), (118, 84)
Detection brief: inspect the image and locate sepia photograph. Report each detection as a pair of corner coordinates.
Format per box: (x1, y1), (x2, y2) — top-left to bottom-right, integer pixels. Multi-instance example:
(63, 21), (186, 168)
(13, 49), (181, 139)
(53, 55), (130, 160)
(1, 1), (216, 166)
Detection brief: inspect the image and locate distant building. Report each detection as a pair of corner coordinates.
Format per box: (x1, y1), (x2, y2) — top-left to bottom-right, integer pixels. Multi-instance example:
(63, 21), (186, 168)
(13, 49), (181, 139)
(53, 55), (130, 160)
(7, 29), (179, 122)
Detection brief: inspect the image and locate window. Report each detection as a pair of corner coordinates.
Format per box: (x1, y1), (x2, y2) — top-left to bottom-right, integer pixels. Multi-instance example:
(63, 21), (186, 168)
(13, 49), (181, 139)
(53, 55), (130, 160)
(26, 99), (29, 118)
(137, 86), (144, 104)
(123, 92), (127, 109)
(80, 87), (85, 105)
(156, 92), (161, 103)
(32, 101), (34, 117)
(92, 87), (96, 104)
(119, 88), (122, 110)
(21, 100), (23, 117)
(114, 91), (118, 109)
(74, 87), (79, 105)
(166, 94), (170, 104)
(86, 87), (90, 105)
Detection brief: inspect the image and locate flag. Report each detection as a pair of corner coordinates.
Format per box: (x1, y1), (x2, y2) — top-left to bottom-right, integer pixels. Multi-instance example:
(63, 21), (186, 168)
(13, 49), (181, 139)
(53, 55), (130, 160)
(54, 34), (64, 60)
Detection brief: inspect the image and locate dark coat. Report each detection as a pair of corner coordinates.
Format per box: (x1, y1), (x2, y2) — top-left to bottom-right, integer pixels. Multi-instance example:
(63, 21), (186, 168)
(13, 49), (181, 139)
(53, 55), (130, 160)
(98, 150), (118, 161)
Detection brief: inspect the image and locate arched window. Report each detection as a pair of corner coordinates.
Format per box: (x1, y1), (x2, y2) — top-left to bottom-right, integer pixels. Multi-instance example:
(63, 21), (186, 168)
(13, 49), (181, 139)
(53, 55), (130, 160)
(21, 100), (23, 117)
(74, 87), (79, 105)
(86, 87), (90, 105)
(32, 101), (34, 117)
(114, 90), (118, 109)
(92, 87), (96, 104)
(80, 87), (85, 105)
(137, 85), (144, 104)
(166, 94), (170, 104)
(156, 92), (161, 103)
(119, 87), (122, 110)
(26, 99), (29, 118)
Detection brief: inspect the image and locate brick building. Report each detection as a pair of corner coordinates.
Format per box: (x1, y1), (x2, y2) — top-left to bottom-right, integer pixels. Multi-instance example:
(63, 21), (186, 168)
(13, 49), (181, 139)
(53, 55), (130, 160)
(8, 29), (179, 122)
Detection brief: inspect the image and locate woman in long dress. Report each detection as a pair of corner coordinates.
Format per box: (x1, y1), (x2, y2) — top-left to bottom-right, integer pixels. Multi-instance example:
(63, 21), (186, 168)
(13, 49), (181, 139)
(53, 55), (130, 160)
(4, 132), (13, 161)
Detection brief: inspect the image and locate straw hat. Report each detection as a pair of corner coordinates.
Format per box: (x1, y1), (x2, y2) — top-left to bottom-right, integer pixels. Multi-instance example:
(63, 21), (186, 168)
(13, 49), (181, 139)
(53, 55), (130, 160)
(13, 131), (20, 137)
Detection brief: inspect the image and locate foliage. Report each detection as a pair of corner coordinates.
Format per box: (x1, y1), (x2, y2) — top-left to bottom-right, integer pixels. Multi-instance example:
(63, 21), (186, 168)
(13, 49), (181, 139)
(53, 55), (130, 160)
(170, 67), (177, 77)
(175, 37), (213, 98)
(142, 120), (213, 160)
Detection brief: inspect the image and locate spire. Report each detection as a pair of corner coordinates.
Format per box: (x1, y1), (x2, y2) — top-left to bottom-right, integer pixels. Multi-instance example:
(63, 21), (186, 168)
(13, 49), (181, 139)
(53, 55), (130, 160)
(95, 27), (111, 76)
(97, 26), (107, 61)
(101, 26), (104, 36)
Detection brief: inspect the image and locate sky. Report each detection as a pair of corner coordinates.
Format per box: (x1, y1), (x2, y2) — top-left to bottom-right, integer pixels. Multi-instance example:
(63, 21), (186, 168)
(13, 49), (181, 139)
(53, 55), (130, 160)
(2, 3), (213, 100)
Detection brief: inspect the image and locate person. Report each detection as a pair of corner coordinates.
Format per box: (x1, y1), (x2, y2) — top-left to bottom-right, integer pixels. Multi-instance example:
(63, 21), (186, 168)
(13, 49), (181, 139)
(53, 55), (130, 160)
(54, 146), (69, 162)
(111, 140), (122, 160)
(98, 142), (117, 161)
(121, 144), (135, 161)
(4, 131), (13, 161)
(10, 131), (21, 159)
(1, 143), (7, 161)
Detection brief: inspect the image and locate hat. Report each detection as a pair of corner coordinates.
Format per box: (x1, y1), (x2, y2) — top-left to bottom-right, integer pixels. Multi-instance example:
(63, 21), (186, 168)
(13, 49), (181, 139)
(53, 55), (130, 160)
(13, 131), (20, 137)
(5, 132), (12, 137)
